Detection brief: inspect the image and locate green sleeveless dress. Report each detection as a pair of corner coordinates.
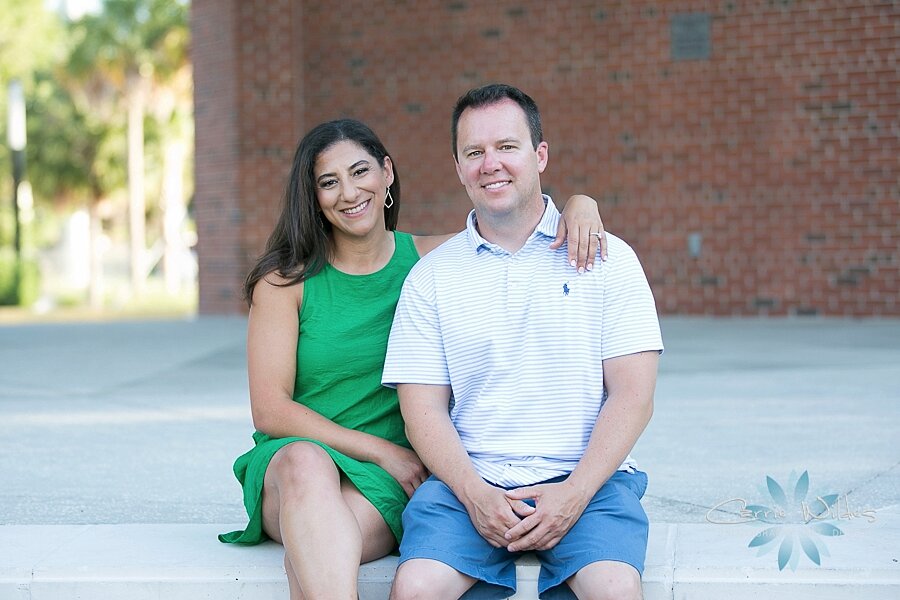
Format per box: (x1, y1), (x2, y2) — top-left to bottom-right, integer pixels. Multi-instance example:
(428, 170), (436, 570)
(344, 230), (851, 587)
(219, 231), (420, 545)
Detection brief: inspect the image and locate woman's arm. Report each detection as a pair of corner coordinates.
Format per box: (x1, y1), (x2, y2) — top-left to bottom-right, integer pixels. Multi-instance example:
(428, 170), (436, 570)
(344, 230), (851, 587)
(553, 194), (607, 272)
(247, 274), (426, 495)
(411, 194), (607, 270)
(413, 233), (456, 257)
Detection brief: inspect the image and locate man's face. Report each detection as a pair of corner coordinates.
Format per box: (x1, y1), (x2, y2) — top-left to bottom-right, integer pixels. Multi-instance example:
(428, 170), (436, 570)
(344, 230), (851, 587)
(454, 99), (548, 219)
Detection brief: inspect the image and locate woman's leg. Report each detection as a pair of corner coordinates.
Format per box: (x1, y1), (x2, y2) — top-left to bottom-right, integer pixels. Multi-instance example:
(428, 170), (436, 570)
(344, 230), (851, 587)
(261, 441), (395, 600)
(283, 553), (305, 600)
(339, 475), (396, 563)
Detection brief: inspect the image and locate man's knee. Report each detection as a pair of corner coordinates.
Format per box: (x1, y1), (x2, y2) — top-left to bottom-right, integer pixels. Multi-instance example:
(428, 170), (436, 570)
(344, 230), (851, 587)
(586, 577), (642, 600)
(390, 559), (472, 600)
(389, 571), (427, 600)
(389, 562), (432, 600)
(569, 561), (642, 600)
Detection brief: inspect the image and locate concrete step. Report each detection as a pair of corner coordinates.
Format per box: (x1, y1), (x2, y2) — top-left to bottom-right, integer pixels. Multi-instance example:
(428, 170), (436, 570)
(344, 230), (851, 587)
(1, 519), (897, 599)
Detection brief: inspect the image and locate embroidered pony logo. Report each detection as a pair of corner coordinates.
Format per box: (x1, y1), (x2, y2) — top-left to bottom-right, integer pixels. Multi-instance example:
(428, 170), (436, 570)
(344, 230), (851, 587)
(563, 282), (570, 296)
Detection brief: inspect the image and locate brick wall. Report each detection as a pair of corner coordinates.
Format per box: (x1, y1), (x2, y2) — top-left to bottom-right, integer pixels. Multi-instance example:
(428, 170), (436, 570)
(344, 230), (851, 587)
(192, 0), (899, 316)
(191, 0), (240, 314)
(192, 0), (304, 313)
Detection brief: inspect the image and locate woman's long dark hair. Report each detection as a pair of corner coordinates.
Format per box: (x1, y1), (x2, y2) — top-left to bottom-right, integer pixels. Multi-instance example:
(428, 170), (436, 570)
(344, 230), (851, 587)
(243, 119), (401, 305)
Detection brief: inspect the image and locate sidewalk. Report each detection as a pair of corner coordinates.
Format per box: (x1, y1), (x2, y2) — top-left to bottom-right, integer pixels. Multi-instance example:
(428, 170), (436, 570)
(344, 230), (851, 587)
(1, 316), (898, 598)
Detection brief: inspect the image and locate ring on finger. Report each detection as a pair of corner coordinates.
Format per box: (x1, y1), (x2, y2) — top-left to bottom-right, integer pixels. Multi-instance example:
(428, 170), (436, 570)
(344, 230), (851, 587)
(589, 232), (602, 239)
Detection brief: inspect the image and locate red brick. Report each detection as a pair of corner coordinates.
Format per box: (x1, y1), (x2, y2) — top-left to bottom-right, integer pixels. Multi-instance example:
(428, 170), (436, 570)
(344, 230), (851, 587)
(192, 0), (899, 316)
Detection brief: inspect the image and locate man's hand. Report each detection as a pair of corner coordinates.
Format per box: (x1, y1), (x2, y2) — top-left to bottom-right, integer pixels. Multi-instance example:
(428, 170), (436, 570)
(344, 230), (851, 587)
(461, 482), (536, 548)
(503, 480), (592, 552)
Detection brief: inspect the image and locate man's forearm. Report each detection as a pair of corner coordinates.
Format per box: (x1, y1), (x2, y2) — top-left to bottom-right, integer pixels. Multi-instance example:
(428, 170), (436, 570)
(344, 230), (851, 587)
(566, 395), (652, 497)
(399, 384), (530, 548)
(566, 351), (658, 498)
(398, 384), (484, 498)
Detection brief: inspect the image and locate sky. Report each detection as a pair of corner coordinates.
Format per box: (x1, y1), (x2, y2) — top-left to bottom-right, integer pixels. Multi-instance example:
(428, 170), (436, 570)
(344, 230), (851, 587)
(45, 0), (102, 20)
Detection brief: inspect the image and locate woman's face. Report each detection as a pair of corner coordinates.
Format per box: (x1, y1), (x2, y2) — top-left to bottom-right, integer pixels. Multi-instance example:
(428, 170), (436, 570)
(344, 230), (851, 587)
(313, 140), (393, 238)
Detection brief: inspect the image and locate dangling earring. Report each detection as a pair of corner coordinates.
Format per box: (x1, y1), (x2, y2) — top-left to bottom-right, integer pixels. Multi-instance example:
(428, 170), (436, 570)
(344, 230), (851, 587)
(384, 188), (395, 209)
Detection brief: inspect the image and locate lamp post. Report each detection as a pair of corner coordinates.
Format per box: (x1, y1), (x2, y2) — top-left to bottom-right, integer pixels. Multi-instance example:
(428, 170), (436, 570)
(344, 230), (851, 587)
(8, 79), (26, 267)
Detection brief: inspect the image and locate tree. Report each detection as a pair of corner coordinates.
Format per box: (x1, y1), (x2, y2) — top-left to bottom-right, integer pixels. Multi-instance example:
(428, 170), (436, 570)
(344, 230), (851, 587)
(0, 0), (63, 82)
(67, 0), (188, 296)
(27, 71), (125, 307)
(0, 0), (191, 308)
(0, 0), (66, 304)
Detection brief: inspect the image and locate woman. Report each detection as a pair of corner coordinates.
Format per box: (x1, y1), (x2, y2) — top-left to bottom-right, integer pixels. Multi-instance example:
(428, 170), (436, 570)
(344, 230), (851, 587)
(219, 118), (606, 599)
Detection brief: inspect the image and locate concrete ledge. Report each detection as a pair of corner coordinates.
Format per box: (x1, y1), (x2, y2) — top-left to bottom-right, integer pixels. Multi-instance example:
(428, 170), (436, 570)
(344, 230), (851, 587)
(1, 519), (897, 599)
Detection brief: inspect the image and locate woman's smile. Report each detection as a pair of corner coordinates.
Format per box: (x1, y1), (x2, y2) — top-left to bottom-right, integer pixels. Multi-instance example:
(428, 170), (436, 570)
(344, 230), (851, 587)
(341, 198), (370, 216)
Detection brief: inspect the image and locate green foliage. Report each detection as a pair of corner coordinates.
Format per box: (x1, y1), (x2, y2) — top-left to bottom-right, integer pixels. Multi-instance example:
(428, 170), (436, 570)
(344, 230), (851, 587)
(0, 251), (39, 306)
(62, 0), (190, 204)
(18, 256), (40, 305)
(0, 249), (18, 305)
(0, 195), (12, 250)
(3, 0), (190, 210)
(0, 0), (66, 81)
(25, 73), (103, 202)
(0, 0), (69, 239)
(0, 0), (192, 308)
(68, 0), (188, 84)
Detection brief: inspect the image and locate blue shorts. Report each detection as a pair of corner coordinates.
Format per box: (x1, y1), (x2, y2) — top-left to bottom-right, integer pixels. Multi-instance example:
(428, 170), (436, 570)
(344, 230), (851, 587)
(398, 470), (649, 599)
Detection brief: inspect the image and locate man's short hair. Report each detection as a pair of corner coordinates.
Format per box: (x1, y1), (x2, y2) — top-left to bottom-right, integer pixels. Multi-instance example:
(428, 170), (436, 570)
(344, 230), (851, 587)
(451, 83), (543, 160)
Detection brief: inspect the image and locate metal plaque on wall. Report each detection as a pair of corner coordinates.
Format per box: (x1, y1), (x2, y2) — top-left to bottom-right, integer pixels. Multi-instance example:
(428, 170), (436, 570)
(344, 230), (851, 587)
(671, 13), (711, 61)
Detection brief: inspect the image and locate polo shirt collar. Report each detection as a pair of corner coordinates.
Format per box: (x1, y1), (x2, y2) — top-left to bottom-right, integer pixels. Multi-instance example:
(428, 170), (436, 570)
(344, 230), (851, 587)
(465, 194), (560, 253)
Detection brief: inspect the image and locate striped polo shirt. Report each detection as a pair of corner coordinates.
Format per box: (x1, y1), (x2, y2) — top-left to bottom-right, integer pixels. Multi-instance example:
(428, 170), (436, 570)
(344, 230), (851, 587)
(383, 197), (663, 487)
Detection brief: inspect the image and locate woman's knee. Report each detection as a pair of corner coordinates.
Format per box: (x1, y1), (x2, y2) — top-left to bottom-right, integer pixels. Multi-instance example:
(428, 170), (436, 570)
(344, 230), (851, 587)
(268, 442), (337, 489)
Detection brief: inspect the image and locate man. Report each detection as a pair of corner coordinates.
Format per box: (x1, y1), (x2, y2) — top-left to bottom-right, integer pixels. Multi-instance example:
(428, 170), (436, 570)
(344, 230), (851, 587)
(382, 83), (663, 600)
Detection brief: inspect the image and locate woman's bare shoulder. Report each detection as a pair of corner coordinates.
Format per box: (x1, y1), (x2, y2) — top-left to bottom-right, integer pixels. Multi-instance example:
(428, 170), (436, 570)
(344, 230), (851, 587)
(412, 233), (458, 256)
(251, 270), (304, 309)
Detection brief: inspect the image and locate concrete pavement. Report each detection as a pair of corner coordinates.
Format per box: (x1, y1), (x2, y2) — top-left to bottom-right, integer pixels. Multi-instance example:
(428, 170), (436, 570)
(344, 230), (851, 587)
(1, 316), (898, 598)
